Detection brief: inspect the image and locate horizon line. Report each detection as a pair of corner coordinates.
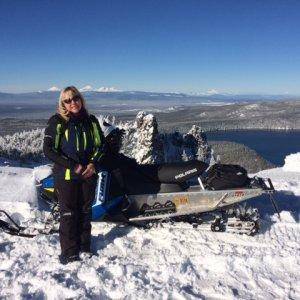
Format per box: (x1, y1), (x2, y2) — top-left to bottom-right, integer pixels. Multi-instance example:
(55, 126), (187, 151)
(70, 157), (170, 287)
(1, 89), (299, 97)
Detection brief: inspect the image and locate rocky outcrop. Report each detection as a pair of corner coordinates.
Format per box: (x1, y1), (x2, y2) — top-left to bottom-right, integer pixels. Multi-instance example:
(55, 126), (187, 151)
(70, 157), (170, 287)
(120, 111), (211, 165)
(132, 111), (164, 164)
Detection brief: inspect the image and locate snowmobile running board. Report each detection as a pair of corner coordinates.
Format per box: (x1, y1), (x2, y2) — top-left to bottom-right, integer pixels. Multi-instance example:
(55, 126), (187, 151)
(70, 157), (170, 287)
(128, 177), (276, 223)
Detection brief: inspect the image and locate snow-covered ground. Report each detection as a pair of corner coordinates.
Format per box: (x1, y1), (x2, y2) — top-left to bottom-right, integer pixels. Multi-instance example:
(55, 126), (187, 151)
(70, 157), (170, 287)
(0, 154), (299, 299)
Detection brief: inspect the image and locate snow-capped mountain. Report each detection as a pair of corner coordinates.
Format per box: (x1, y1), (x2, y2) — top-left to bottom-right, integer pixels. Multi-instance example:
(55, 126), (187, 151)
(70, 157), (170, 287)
(79, 85), (94, 92)
(0, 89), (298, 103)
(47, 85), (121, 93)
(47, 86), (60, 92)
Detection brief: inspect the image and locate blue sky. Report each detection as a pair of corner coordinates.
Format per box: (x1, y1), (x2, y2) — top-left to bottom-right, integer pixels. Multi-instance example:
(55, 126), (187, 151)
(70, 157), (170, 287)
(1, 0), (300, 94)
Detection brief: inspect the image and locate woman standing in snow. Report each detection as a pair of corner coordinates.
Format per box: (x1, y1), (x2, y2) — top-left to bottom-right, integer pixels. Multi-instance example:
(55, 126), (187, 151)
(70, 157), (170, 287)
(43, 86), (104, 264)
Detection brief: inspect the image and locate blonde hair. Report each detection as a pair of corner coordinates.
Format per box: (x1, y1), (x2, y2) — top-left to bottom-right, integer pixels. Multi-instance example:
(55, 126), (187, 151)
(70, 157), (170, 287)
(58, 86), (87, 121)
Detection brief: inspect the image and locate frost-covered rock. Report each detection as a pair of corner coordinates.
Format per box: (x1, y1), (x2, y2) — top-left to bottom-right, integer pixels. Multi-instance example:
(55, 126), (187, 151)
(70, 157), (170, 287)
(120, 112), (210, 165)
(185, 125), (211, 162)
(131, 111), (164, 164)
(161, 126), (211, 163)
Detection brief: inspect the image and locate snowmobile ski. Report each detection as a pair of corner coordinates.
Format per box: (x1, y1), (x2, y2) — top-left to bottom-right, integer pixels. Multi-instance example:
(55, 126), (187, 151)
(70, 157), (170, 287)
(0, 208), (58, 238)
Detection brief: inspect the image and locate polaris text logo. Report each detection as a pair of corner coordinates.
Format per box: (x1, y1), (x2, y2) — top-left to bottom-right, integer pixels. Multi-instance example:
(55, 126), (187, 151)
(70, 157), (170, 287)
(175, 168), (197, 179)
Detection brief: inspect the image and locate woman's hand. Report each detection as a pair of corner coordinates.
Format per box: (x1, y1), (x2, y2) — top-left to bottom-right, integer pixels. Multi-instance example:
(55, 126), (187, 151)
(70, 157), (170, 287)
(82, 163), (96, 179)
(74, 164), (84, 175)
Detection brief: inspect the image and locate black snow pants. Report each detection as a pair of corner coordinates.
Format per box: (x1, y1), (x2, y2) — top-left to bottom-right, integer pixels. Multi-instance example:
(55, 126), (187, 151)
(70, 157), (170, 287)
(54, 175), (97, 257)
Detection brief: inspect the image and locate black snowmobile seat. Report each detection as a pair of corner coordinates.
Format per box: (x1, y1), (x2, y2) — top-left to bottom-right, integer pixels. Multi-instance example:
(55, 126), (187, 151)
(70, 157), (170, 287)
(108, 163), (192, 196)
(122, 176), (187, 195)
(157, 160), (208, 184)
(122, 160), (206, 195)
(105, 158), (208, 196)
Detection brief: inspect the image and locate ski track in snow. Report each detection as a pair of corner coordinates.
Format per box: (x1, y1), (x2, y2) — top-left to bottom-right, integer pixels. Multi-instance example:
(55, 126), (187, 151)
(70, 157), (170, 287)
(0, 157), (300, 299)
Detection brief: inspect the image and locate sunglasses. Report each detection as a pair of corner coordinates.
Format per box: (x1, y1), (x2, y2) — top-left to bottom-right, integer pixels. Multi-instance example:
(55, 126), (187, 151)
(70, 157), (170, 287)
(63, 96), (81, 104)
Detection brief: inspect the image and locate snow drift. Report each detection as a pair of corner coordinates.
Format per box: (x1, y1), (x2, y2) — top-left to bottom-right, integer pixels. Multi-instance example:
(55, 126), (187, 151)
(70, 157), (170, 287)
(283, 152), (300, 172)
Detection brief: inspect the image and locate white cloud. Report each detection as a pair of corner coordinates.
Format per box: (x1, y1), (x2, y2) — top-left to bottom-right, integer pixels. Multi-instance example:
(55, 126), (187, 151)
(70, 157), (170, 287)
(96, 86), (120, 92)
(79, 85), (93, 92)
(47, 86), (60, 92)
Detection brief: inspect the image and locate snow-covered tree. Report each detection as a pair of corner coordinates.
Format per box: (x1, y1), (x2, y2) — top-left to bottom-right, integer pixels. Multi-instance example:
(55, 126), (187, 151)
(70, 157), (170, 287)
(0, 129), (45, 162)
(0, 112), (211, 166)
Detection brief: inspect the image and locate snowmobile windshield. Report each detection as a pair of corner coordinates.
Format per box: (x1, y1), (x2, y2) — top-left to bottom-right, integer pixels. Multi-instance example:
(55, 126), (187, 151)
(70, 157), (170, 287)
(106, 127), (125, 154)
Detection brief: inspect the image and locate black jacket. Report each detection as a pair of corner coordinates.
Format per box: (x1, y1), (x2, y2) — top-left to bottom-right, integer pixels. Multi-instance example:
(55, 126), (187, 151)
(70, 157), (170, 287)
(43, 112), (105, 180)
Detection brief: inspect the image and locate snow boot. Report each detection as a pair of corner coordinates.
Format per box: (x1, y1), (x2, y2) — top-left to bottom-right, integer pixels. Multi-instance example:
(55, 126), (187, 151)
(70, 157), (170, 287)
(59, 254), (80, 265)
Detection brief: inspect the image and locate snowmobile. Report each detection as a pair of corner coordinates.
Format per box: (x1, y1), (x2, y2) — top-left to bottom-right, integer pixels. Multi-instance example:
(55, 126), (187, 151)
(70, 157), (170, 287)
(35, 163), (278, 237)
(0, 122), (280, 237)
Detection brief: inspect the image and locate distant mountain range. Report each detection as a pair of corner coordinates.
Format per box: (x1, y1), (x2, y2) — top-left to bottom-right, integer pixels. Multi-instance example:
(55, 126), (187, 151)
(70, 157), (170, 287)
(0, 90), (298, 104)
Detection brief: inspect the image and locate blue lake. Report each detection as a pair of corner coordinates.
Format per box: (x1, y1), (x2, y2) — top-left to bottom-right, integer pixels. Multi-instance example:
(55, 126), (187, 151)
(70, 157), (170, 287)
(206, 130), (300, 166)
